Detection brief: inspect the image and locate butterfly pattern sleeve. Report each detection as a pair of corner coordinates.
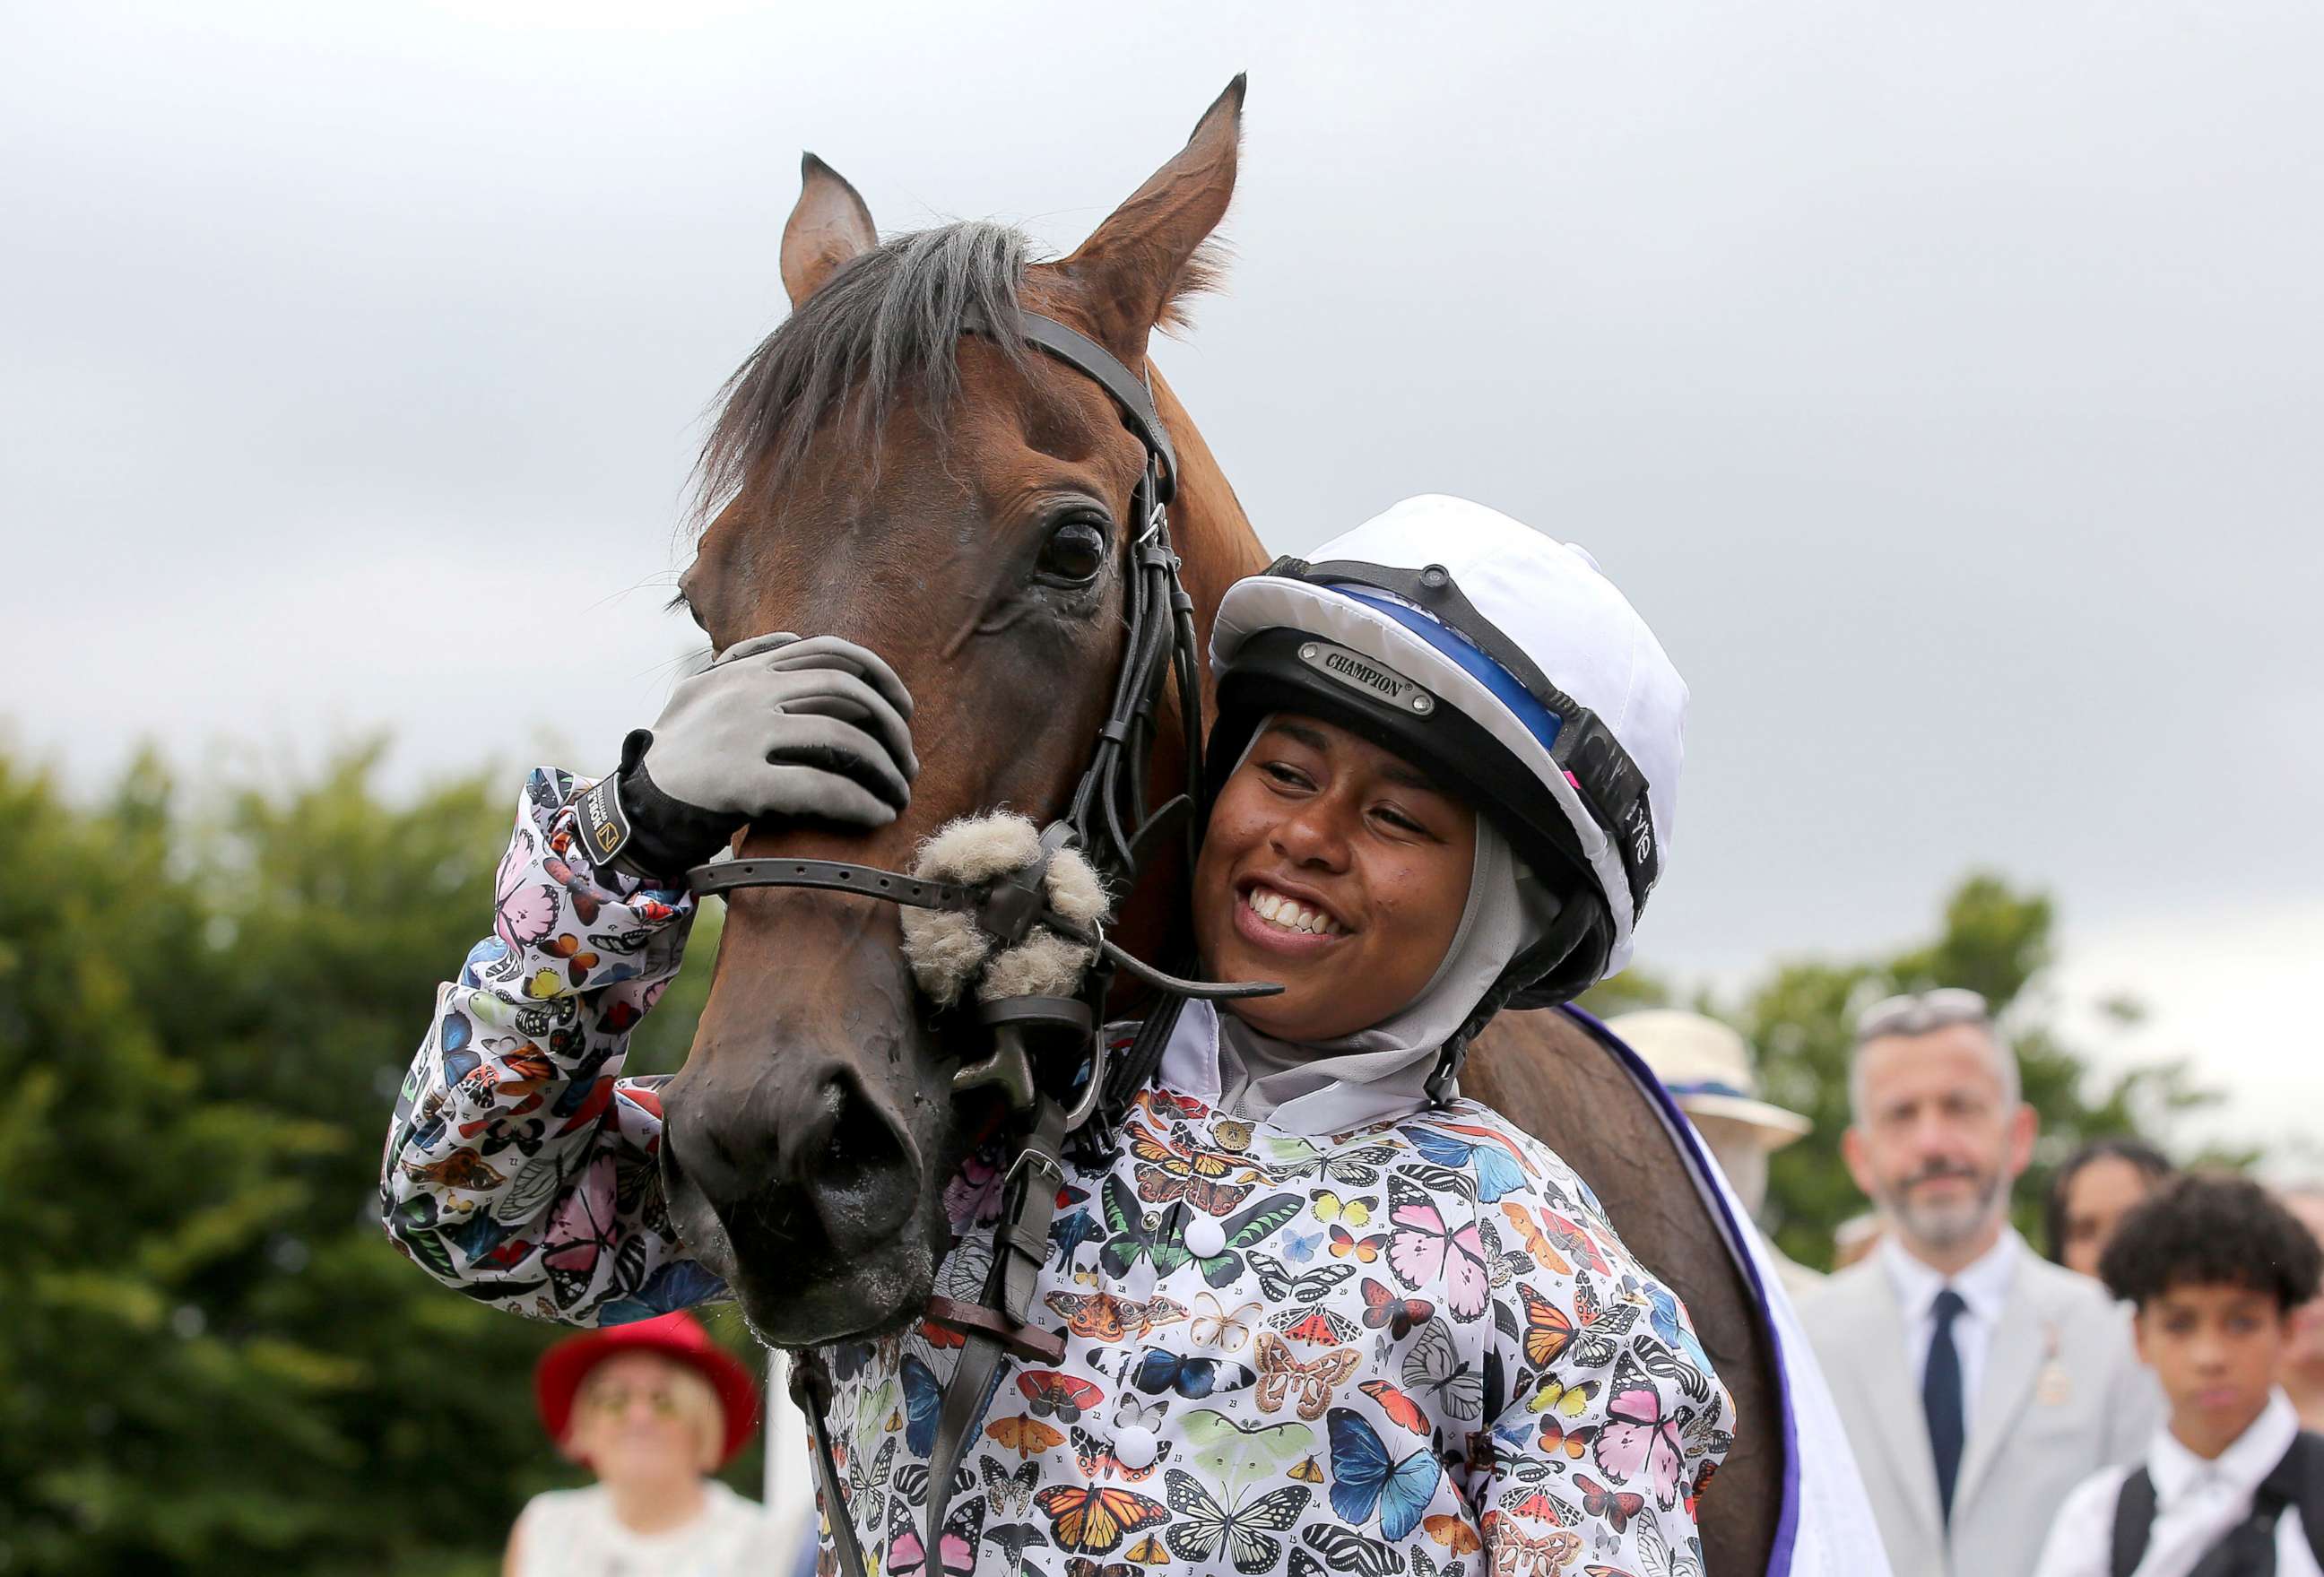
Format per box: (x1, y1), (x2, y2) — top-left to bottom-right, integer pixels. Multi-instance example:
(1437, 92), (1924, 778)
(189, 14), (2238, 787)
(377, 767), (721, 1326)
(802, 1082), (1736, 1577)
(1460, 1126), (1735, 1577)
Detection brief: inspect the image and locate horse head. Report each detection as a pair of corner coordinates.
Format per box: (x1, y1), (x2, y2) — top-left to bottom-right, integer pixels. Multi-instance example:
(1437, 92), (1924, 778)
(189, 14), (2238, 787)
(657, 81), (1268, 1347)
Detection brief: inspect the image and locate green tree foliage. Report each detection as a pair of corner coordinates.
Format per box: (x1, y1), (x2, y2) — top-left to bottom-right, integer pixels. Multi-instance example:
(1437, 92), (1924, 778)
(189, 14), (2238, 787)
(0, 745), (746, 1577)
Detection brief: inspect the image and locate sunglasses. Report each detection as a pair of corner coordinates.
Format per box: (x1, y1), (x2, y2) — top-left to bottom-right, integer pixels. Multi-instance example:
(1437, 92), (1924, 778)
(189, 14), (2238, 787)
(1853, 987), (1990, 1044)
(583, 1382), (685, 1420)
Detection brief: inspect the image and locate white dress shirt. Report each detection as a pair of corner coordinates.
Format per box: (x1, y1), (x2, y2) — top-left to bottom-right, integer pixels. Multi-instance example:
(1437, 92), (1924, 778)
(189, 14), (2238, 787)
(1881, 1226), (2023, 1428)
(2032, 1390), (2319, 1577)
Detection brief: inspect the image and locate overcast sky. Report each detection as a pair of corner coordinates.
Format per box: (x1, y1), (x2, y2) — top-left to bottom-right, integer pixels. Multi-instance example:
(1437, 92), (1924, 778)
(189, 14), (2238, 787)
(4, 1), (2318, 1158)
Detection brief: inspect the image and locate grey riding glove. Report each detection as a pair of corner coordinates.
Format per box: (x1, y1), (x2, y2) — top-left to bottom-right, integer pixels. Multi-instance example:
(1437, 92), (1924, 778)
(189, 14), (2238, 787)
(575, 632), (919, 882)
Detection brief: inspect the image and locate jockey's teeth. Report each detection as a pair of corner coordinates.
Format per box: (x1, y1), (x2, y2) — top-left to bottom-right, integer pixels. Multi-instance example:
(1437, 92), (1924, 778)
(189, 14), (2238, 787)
(1247, 888), (1340, 936)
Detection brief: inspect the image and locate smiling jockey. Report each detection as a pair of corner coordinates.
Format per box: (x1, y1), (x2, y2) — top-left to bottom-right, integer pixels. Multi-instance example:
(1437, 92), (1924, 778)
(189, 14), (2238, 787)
(384, 496), (1746, 1576)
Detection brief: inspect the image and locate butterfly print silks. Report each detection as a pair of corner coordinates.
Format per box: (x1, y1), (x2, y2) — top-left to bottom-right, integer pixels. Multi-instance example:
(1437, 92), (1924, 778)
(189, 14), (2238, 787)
(382, 769), (1737, 1575)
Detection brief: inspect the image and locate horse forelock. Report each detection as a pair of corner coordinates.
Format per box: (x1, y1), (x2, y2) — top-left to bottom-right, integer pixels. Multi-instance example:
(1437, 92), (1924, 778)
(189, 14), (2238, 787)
(693, 221), (1038, 531)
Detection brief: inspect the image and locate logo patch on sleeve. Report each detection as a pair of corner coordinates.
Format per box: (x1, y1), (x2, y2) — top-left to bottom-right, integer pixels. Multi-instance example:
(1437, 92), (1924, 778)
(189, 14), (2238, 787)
(577, 777), (632, 862)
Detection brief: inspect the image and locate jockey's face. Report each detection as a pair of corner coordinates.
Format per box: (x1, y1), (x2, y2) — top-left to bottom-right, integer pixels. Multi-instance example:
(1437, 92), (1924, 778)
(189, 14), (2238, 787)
(1193, 714), (1476, 1043)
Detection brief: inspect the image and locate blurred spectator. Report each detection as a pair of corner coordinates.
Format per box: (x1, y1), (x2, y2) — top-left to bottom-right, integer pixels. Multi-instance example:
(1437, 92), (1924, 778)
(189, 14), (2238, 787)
(507, 1312), (784, 1577)
(2032, 1174), (2324, 1577)
(1835, 1212), (1884, 1270)
(1611, 1008), (1825, 1299)
(1800, 988), (2155, 1577)
(2054, 1133), (2175, 1281)
(2045, 1138), (2173, 1280)
(2283, 1186), (2324, 1434)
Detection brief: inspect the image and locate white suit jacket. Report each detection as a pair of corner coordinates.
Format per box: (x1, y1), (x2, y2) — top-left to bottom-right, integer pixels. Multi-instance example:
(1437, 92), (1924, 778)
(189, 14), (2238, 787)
(1799, 1249), (2158, 1577)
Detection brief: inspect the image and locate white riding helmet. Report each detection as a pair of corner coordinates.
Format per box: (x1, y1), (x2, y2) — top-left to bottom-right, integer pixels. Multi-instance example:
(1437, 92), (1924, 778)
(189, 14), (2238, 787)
(1206, 495), (1687, 1007)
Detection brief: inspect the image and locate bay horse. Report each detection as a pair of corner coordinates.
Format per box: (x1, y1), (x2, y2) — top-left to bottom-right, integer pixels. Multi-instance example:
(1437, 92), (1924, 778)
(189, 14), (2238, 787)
(655, 79), (1780, 1573)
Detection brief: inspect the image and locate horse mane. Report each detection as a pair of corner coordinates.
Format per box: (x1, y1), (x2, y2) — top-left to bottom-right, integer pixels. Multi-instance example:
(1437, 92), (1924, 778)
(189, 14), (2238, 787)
(693, 218), (1235, 531)
(694, 221), (1035, 525)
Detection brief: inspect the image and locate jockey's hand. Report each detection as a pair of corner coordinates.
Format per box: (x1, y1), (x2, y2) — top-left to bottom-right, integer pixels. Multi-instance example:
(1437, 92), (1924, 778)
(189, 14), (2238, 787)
(583, 632), (919, 880)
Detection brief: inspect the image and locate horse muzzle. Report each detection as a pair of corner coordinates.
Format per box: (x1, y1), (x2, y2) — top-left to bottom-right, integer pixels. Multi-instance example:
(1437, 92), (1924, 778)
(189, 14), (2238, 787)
(659, 969), (959, 1345)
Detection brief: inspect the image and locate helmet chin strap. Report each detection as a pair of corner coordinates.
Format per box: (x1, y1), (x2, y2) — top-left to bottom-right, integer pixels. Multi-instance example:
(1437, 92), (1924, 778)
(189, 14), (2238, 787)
(1424, 888), (1604, 1105)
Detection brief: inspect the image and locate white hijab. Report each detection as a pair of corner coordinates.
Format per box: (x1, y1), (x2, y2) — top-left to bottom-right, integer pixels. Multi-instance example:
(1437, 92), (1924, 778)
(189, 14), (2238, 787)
(1214, 810), (1557, 1122)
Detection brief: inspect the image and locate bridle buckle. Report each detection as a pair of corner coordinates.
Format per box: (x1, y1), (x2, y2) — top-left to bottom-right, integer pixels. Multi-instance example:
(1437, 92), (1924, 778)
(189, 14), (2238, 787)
(1002, 1141), (1064, 1196)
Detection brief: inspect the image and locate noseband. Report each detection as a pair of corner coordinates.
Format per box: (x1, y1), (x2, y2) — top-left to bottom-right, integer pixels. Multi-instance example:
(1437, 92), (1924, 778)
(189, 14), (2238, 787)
(681, 308), (1274, 1577)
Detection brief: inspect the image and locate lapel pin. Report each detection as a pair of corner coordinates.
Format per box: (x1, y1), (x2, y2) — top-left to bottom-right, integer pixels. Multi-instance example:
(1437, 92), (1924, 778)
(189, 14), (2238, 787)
(2035, 1323), (2071, 1406)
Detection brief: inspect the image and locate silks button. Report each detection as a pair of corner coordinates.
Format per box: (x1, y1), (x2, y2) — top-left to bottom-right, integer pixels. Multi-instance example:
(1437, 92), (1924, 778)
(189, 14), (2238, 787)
(1183, 1217), (1226, 1258)
(1113, 1425), (1160, 1470)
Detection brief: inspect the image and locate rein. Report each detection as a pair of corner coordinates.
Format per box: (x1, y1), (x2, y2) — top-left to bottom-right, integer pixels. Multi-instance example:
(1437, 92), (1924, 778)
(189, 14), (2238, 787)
(683, 307), (1273, 1577)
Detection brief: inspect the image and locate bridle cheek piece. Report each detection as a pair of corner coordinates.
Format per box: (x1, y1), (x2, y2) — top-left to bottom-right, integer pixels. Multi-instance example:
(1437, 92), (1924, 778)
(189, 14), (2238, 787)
(683, 308), (1276, 1577)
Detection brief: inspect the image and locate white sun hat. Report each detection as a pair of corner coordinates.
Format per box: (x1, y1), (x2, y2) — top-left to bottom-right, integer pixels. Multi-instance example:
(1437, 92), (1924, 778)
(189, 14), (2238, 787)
(1207, 494), (1687, 1001)
(1609, 1009), (1812, 1148)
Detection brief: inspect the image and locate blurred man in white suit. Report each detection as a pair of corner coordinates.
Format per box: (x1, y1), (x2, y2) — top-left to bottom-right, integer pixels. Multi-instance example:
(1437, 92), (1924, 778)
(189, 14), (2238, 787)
(1799, 989), (2156, 1577)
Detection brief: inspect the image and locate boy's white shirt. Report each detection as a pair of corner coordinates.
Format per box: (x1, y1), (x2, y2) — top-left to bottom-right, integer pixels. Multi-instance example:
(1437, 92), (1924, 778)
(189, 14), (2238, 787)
(2032, 1389), (2318, 1577)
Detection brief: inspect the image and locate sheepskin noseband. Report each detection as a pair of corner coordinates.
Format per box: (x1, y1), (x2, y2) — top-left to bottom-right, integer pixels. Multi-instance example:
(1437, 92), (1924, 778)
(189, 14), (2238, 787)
(898, 813), (1111, 1006)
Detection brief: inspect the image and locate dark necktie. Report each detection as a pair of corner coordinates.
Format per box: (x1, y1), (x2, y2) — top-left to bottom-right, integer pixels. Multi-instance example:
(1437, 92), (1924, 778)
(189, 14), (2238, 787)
(1924, 1287), (1967, 1525)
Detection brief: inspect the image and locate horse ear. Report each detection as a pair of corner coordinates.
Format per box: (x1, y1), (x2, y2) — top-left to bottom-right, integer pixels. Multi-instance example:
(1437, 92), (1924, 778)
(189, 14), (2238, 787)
(781, 152), (877, 308)
(1061, 74), (1244, 359)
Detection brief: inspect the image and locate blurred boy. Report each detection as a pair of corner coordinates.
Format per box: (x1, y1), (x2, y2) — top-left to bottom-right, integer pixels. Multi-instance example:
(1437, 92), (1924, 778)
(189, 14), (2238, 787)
(2033, 1174), (2324, 1577)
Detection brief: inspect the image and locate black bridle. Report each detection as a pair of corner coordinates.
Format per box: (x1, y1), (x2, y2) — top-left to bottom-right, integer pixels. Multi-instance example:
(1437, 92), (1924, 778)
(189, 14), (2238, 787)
(682, 308), (1275, 1577)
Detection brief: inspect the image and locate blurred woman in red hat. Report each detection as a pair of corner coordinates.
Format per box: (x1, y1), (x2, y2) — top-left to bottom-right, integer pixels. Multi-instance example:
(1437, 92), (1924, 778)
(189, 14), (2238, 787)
(505, 1311), (782, 1576)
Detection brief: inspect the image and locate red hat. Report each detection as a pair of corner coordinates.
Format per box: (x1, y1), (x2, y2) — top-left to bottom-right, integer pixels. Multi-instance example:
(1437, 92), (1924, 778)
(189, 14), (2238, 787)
(534, 1312), (760, 1467)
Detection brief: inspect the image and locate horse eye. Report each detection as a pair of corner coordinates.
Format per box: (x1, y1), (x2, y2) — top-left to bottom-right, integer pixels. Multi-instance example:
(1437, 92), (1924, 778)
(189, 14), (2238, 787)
(1036, 519), (1108, 586)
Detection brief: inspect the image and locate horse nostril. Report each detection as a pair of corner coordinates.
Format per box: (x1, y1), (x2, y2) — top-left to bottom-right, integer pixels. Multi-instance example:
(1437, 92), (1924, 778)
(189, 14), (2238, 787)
(805, 1076), (917, 1252)
(824, 1082), (905, 1188)
(777, 1078), (849, 1189)
(667, 1061), (922, 1263)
